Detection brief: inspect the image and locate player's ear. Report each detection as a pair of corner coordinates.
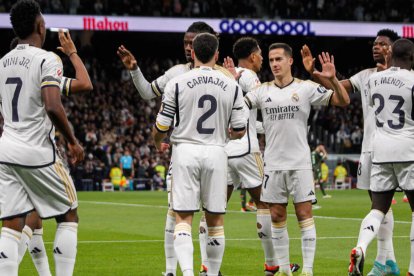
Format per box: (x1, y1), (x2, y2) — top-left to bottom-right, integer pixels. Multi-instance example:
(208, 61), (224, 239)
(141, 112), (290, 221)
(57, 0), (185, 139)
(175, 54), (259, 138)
(36, 15), (46, 36)
(214, 51), (219, 62)
(288, 57), (293, 66)
(191, 49), (195, 61)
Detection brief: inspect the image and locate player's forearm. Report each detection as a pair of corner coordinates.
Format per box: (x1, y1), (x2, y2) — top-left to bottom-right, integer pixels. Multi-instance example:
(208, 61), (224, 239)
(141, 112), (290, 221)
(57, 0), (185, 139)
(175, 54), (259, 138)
(70, 53), (93, 92)
(152, 126), (167, 150)
(46, 104), (77, 145)
(310, 73), (334, 89)
(329, 77), (350, 107)
(130, 68), (157, 100)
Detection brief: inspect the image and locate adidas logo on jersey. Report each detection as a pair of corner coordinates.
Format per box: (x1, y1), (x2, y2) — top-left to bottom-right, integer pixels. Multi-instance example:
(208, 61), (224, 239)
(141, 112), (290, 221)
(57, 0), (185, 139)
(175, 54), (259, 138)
(30, 247), (42, 254)
(308, 190), (315, 196)
(53, 247), (63, 254)
(257, 232), (267, 238)
(364, 225), (374, 232)
(0, 252), (8, 259)
(265, 97), (272, 103)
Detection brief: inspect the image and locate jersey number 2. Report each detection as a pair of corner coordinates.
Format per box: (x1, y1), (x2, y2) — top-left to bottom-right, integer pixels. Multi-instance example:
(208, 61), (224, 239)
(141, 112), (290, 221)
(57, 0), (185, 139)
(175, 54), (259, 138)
(197, 95), (217, 134)
(5, 77), (22, 122)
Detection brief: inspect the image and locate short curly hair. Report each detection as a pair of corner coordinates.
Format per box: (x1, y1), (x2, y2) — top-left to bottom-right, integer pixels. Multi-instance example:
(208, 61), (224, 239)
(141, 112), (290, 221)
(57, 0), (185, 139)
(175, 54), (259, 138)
(233, 37), (259, 60)
(377, 29), (399, 43)
(10, 0), (41, 39)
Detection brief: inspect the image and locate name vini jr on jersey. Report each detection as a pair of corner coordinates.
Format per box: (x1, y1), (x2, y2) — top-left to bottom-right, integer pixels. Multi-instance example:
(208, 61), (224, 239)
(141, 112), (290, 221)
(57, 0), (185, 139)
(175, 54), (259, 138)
(3, 56), (31, 69)
(264, 105), (300, 121)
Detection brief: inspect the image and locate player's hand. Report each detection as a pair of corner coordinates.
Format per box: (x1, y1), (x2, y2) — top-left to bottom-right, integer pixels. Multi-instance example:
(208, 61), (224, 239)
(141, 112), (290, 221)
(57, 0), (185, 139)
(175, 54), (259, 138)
(376, 45), (392, 71)
(67, 141), (84, 165)
(117, 45), (138, 70)
(313, 52), (336, 80)
(57, 30), (77, 57)
(301, 45), (315, 74)
(223, 56), (243, 80)
(155, 142), (170, 153)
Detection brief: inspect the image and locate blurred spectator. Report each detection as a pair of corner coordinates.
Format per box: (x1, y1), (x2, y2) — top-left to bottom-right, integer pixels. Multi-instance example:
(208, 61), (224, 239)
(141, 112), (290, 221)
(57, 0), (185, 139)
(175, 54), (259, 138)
(334, 160), (348, 183)
(110, 164), (123, 191)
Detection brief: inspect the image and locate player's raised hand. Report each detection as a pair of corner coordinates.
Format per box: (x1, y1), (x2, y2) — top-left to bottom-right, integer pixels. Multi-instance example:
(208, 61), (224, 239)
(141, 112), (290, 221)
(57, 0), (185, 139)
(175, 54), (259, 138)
(223, 56), (243, 80)
(117, 45), (138, 70)
(301, 45), (315, 74)
(67, 140), (84, 165)
(57, 30), (77, 57)
(313, 52), (336, 80)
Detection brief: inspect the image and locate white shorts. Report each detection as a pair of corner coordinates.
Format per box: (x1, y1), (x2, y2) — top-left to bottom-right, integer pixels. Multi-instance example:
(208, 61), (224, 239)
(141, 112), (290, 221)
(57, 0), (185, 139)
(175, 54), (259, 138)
(260, 169), (315, 204)
(166, 160), (173, 192)
(0, 158), (78, 219)
(370, 162), (414, 192)
(228, 152), (264, 189)
(171, 143), (228, 214)
(357, 152), (372, 190)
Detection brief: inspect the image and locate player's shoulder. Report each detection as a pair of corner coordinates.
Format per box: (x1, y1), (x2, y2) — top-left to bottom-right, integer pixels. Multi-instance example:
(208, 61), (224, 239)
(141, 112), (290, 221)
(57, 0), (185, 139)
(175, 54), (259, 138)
(213, 64), (235, 79)
(354, 67), (377, 79)
(165, 62), (191, 76)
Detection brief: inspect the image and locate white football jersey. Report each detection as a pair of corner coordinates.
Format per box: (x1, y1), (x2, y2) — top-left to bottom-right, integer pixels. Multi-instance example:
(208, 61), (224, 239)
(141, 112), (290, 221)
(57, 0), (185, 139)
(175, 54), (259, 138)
(157, 66), (246, 146)
(151, 63), (234, 97)
(0, 44), (63, 167)
(225, 67), (261, 157)
(349, 68), (377, 152)
(245, 78), (333, 170)
(367, 67), (414, 163)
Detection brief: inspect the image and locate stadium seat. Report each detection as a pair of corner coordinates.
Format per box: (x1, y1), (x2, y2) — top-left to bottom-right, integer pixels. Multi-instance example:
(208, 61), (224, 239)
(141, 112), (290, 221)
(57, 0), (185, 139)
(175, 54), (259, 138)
(334, 177), (351, 190)
(102, 181), (114, 192)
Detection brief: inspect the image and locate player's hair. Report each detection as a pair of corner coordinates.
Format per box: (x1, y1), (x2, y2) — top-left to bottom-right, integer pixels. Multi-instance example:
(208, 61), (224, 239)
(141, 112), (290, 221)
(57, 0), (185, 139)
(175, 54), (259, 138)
(377, 29), (399, 43)
(392, 38), (414, 61)
(193, 33), (219, 63)
(186, 21), (218, 37)
(10, 0), (41, 40)
(10, 37), (19, 50)
(233, 37), (259, 60)
(269, 43), (293, 57)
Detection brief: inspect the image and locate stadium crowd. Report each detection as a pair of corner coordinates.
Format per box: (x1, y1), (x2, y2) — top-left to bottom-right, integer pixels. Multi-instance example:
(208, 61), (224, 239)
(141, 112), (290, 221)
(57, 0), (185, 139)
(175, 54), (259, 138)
(0, 0), (413, 22)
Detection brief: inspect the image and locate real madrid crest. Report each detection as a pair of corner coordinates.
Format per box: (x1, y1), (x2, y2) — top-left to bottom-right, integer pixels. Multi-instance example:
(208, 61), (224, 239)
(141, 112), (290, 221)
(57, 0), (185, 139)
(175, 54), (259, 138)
(291, 93), (299, 102)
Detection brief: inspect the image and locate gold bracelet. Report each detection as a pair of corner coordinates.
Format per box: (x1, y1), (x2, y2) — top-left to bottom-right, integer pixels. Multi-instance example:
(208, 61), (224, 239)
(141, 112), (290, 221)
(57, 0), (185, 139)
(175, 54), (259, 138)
(68, 51), (77, 57)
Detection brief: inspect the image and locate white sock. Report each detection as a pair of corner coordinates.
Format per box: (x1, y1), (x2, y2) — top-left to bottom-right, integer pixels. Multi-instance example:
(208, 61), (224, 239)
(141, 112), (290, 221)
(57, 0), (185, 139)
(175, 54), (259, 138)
(299, 218), (316, 274)
(29, 228), (52, 276)
(257, 209), (276, 266)
(206, 226), (225, 275)
(53, 222), (78, 276)
(409, 213), (414, 274)
(199, 215), (208, 268)
(357, 209), (384, 255)
(165, 210), (177, 274)
(272, 221), (290, 273)
(18, 225), (32, 264)
(174, 223), (193, 275)
(0, 227), (21, 276)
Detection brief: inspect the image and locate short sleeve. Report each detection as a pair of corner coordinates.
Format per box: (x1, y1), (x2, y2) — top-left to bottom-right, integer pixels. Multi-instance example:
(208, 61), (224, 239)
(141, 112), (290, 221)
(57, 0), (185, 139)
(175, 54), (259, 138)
(307, 81), (334, 106)
(40, 52), (63, 89)
(244, 86), (261, 110)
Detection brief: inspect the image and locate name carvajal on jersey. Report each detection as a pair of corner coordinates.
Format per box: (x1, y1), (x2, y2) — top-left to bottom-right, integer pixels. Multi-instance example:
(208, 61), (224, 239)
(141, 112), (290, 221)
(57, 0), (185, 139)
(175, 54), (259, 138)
(187, 76), (228, 91)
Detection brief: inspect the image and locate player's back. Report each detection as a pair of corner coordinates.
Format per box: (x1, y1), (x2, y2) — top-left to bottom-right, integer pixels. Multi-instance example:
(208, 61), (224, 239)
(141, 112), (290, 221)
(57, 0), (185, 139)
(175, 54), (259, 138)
(170, 66), (241, 146)
(369, 67), (414, 162)
(0, 44), (62, 167)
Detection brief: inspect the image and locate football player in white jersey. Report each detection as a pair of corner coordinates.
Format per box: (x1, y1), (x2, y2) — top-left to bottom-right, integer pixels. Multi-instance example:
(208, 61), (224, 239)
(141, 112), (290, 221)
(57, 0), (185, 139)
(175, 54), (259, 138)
(12, 29), (92, 276)
(117, 22), (233, 276)
(0, 1), (84, 275)
(348, 39), (414, 276)
(245, 43), (349, 276)
(224, 37), (299, 275)
(302, 29), (401, 276)
(153, 33), (247, 276)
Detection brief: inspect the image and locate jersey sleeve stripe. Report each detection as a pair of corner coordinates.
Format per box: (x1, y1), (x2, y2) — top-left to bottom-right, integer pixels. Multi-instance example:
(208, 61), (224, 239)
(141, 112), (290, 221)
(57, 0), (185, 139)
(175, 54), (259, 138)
(41, 82), (60, 88)
(151, 80), (162, 97)
(155, 122), (169, 133)
(245, 97), (253, 109)
(174, 83), (180, 127)
(233, 86), (239, 105)
(160, 111), (174, 119)
(162, 105), (175, 114)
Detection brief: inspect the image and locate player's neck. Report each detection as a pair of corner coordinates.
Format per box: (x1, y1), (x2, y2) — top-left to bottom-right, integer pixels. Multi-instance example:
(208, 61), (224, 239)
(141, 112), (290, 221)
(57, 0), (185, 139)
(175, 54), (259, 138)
(19, 34), (42, 48)
(391, 60), (411, 70)
(274, 73), (294, 88)
(194, 59), (215, 68)
(238, 60), (255, 72)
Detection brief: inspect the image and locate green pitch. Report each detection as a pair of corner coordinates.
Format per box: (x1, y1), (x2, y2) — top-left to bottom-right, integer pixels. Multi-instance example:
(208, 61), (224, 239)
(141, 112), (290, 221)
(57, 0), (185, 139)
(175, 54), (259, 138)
(18, 189), (412, 275)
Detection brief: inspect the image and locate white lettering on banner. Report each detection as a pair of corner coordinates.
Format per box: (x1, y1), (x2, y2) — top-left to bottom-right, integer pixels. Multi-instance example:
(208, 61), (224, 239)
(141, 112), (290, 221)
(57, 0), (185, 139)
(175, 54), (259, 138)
(0, 13), (410, 38)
